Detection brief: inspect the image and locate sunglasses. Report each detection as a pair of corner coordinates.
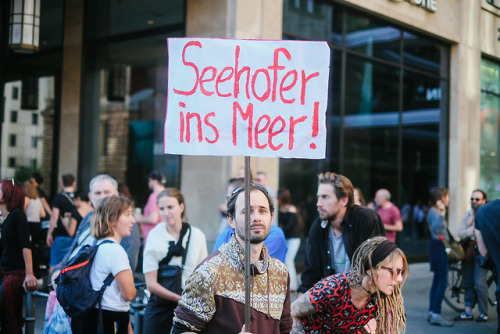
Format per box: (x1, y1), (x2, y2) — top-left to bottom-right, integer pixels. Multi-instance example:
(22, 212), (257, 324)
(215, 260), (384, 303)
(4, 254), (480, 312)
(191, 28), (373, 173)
(470, 197), (482, 202)
(379, 266), (405, 279)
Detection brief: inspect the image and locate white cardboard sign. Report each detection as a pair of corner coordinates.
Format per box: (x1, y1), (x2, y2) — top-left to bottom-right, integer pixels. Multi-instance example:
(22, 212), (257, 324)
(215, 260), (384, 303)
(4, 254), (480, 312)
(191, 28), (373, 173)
(165, 38), (330, 159)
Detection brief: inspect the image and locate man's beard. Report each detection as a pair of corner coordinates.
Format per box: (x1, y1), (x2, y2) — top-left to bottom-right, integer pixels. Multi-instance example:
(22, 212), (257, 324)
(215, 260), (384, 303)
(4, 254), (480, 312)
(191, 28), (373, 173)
(319, 211), (338, 221)
(236, 224), (268, 244)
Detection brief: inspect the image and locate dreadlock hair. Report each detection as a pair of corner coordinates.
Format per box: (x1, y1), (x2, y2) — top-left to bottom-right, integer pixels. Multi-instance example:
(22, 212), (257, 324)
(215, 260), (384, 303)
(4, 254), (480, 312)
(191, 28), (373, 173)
(347, 237), (408, 334)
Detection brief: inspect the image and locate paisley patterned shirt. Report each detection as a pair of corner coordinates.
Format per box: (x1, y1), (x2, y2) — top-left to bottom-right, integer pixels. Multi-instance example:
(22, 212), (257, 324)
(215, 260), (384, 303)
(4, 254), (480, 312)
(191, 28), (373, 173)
(303, 273), (377, 333)
(172, 235), (292, 334)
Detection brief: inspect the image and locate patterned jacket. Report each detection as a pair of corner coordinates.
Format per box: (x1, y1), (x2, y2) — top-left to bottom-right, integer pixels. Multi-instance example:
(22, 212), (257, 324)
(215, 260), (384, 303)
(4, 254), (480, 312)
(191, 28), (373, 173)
(172, 235), (292, 334)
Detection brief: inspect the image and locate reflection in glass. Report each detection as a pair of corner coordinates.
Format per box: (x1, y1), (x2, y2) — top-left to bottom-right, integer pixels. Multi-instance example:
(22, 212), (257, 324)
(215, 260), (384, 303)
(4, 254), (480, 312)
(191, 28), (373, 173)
(82, 0), (185, 207)
(281, 2), (449, 248)
(480, 58), (500, 199)
(344, 126), (399, 202)
(345, 56), (399, 115)
(282, 0), (335, 42)
(86, 0), (185, 40)
(402, 124), (439, 202)
(403, 32), (443, 74)
(345, 8), (400, 62)
(1, 78), (54, 181)
(403, 70), (440, 112)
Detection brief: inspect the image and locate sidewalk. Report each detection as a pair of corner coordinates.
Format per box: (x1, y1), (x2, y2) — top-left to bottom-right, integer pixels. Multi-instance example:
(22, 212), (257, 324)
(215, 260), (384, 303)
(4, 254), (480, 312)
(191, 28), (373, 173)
(31, 262), (497, 333)
(404, 263), (497, 333)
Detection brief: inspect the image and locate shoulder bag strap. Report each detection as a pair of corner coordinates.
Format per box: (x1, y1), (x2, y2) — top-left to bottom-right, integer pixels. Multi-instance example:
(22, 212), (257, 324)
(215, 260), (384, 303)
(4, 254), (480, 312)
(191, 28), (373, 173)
(61, 192), (75, 206)
(181, 226), (192, 267)
(159, 223), (190, 265)
(445, 227), (457, 243)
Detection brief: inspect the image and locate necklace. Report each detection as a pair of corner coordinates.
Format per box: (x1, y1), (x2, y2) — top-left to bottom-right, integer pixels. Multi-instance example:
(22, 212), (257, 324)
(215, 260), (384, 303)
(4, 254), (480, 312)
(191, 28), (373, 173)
(361, 285), (373, 296)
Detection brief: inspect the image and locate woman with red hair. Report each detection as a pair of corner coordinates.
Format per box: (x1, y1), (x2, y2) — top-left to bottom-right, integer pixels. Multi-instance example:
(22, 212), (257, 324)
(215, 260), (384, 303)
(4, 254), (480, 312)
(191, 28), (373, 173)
(0, 179), (38, 333)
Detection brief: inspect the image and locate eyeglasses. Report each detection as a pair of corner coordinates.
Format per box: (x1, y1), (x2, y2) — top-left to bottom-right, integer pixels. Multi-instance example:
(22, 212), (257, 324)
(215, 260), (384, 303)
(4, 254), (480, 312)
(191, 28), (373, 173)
(379, 266), (405, 279)
(470, 197), (482, 202)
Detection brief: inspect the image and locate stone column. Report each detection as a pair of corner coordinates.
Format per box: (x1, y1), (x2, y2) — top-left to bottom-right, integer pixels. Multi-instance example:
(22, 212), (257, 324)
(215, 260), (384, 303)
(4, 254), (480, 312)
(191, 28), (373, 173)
(448, 1), (481, 234)
(183, 0), (283, 245)
(57, 0), (83, 180)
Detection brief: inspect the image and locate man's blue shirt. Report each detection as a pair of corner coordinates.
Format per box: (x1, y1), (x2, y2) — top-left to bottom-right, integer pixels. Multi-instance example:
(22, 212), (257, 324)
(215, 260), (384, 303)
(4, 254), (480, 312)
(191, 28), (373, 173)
(212, 225), (287, 263)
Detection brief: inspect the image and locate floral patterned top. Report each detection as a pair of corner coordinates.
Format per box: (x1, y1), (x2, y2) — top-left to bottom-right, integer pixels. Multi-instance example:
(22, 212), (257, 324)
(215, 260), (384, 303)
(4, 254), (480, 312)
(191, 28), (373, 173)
(302, 273), (377, 333)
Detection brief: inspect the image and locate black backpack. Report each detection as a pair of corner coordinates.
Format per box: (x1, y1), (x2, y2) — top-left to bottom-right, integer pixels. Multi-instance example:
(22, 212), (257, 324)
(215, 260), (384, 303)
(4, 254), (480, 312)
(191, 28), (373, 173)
(55, 240), (114, 321)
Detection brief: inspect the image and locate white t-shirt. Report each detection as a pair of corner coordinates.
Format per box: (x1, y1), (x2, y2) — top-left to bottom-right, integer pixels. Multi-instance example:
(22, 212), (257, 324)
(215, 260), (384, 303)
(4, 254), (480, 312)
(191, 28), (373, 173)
(143, 223), (208, 288)
(25, 198), (42, 222)
(90, 238), (131, 312)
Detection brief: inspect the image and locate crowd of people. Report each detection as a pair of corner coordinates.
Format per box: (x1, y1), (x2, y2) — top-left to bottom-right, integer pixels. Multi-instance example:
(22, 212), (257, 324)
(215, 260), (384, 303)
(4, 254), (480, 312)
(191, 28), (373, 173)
(0, 169), (499, 333)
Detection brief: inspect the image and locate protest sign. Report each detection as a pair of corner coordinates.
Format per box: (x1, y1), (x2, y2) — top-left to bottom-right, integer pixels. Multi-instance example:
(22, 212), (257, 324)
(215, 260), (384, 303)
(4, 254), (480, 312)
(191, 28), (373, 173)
(165, 38), (330, 159)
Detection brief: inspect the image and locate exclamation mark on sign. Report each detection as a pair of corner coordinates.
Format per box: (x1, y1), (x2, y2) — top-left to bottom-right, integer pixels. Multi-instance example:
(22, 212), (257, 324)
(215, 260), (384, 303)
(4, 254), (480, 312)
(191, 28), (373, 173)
(310, 102), (319, 149)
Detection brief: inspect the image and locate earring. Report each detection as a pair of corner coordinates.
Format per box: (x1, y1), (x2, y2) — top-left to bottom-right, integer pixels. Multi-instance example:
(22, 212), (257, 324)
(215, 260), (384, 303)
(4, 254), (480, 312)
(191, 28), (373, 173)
(369, 281), (373, 286)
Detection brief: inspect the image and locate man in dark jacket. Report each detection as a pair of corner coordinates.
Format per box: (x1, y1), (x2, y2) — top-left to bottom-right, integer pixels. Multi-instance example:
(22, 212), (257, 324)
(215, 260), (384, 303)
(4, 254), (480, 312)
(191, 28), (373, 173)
(475, 196), (500, 333)
(298, 172), (385, 293)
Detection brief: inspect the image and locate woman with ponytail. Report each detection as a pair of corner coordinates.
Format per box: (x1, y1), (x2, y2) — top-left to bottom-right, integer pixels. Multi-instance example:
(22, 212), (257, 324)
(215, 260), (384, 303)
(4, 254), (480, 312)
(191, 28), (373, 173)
(291, 236), (407, 333)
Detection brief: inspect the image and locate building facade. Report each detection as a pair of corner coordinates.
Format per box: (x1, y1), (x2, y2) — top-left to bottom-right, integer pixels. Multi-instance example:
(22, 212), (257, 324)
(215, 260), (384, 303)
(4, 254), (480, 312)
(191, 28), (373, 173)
(1, 0), (499, 255)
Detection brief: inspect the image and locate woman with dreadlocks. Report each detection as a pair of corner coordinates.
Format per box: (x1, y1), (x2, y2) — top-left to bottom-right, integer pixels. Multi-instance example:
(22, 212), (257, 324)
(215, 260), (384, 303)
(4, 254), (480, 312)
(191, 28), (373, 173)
(291, 237), (407, 334)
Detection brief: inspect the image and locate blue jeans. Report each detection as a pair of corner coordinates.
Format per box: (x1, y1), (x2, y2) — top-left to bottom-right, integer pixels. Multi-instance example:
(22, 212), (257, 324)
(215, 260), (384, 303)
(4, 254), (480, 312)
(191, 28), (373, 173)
(50, 236), (74, 267)
(462, 256), (489, 314)
(429, 239), (448, 314)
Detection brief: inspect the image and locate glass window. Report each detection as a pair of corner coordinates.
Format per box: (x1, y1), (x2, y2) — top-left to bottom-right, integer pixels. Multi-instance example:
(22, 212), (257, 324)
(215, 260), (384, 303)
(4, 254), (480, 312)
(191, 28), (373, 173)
(402, 123), (440, 202)
(344, 125), (399, 199)
(345, 8), (401, 62)
(86, 0), (185, 40)
(281, 3), (450, 251)
(282, 0), (336, 42)
(1, 79), (53, 182)
(480, 58), (500, 199)
(403, 70), (441, 111)
(10, 111), (18, 123)
(1, 1), (62, 188)
(81, 0), (185, 207)
(345, 56), (400, 115)
(39, 1), (64, 50)
(401, 74), (448, 205)
(12, 87), (19, 99)
(326, 49), (342, 168)
(279, 49), (341, 235)
(9, 134), (16, 147)
(403, 32), (444, 75)
(8, 158), (16, 168)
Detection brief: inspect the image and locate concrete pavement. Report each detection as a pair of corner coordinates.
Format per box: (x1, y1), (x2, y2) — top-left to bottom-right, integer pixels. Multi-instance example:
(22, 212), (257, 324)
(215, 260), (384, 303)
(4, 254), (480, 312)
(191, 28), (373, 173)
(29, 262), (497, 333)
(404, 262), (497, 334)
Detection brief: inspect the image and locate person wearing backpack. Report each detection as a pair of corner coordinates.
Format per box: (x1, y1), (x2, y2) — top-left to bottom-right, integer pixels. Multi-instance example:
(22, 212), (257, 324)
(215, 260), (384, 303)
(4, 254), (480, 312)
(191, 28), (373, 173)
(142, 188), (207, 333)
(82, 196), (136, 333)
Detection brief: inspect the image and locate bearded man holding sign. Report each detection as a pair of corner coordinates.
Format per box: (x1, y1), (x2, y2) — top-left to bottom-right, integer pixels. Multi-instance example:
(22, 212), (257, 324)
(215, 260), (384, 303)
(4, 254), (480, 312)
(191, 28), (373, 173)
(166, 37), (329, 334)
(171, 183), (292, 334)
